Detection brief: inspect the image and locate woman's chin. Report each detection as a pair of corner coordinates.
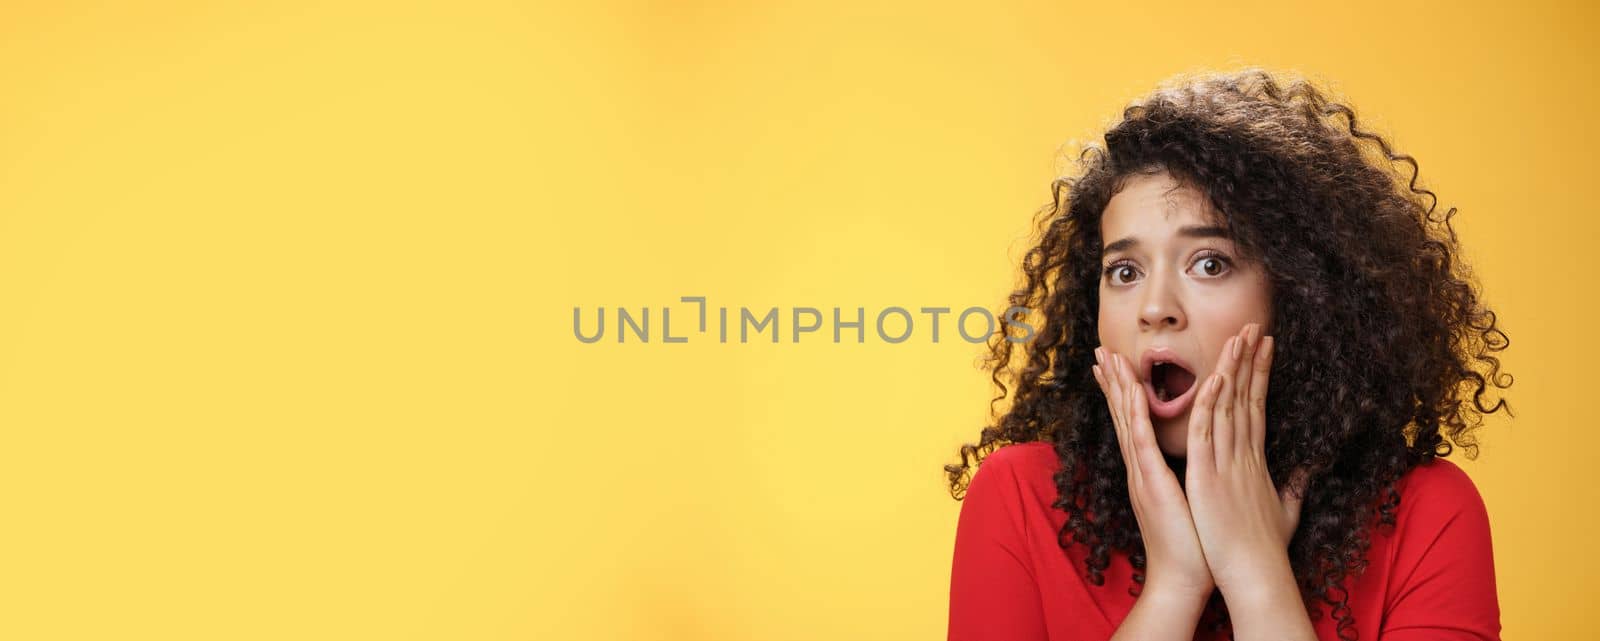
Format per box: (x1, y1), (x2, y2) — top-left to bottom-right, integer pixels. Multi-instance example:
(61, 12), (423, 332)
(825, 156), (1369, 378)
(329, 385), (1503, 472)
(1153, 414), (1191, 458)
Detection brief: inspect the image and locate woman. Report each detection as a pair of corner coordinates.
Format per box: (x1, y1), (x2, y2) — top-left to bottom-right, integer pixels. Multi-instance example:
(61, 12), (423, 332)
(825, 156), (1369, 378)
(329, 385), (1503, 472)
(944, 68), (1511, 641)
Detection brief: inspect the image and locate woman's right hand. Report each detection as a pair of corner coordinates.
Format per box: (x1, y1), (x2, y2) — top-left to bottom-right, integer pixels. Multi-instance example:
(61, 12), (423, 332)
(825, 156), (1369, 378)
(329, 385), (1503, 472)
(1092, 347), (1215, 602)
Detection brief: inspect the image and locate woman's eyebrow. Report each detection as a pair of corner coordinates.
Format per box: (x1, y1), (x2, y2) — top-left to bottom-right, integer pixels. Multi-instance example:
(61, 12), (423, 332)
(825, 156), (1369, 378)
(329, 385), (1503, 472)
(1102, 225), (1231, 254)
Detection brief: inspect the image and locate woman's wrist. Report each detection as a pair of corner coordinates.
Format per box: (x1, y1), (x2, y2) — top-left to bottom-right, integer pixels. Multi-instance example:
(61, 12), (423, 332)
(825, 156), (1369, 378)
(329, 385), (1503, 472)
(1138, 581), (1213, 610)
(1112, 585), (1211, 641)
(1143, 569), (1216, 607)
(1216, 555), (1302, 614)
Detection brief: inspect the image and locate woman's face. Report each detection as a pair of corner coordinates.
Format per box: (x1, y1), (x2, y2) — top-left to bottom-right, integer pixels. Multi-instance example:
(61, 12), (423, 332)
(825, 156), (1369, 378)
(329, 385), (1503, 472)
(1096, 169), (1274, 457)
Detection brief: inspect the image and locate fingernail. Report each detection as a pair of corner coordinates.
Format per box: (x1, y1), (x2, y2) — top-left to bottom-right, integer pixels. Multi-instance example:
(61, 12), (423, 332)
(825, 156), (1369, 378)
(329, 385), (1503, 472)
(1232, 335), (1243, 359)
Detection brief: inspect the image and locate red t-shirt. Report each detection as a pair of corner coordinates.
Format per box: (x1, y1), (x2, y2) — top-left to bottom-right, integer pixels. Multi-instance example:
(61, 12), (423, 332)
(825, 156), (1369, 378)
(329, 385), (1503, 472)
(947, 441), (1500, 641)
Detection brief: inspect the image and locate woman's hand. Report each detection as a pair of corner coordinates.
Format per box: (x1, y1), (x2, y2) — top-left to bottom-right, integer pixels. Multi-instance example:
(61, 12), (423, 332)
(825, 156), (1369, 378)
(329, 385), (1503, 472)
(1092, 347), (1214, 602)
(1182, 323), (1312, 598)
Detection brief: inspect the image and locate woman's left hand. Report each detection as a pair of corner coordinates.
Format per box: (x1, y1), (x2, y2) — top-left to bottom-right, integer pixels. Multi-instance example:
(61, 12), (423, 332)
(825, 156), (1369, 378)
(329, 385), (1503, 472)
(1183, 323), (1312, 597)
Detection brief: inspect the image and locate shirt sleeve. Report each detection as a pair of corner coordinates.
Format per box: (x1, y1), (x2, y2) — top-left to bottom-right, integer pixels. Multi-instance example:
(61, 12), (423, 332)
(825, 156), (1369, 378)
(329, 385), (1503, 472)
(1378, 460), (1501, 641)
(948, 449), (1050, 641)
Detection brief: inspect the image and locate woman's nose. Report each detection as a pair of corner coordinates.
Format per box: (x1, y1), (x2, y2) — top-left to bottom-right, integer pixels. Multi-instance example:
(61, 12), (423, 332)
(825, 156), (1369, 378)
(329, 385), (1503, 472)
(1138, 270), (1185, 330)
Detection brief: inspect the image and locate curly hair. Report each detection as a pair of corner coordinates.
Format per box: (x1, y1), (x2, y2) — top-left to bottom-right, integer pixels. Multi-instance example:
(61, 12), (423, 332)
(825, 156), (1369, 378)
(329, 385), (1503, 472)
(943, 67), (1512, 640)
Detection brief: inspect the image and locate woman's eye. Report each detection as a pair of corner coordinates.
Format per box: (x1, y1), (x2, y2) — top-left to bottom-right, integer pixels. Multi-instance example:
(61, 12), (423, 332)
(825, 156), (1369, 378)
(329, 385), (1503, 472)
(1192, 255), (1230, 277)
(1105, 264), (1138, 284)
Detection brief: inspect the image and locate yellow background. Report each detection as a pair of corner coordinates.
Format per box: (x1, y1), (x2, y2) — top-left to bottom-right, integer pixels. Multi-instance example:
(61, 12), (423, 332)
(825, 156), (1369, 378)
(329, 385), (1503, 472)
(0, 1), (1591, 639)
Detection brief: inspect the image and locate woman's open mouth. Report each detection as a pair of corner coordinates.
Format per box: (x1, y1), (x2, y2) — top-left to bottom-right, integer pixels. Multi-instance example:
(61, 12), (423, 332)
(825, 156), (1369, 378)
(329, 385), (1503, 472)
(1143, 360), (1199, 420)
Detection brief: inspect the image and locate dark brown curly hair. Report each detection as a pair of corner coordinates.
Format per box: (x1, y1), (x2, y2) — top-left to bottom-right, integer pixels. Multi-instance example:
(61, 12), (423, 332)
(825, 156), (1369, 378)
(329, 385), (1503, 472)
(944, 68), (1512, 640)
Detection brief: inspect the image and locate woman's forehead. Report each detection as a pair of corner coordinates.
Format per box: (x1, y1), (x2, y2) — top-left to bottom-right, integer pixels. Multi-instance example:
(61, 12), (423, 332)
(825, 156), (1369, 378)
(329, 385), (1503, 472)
(1100, 172), (1227, 245)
